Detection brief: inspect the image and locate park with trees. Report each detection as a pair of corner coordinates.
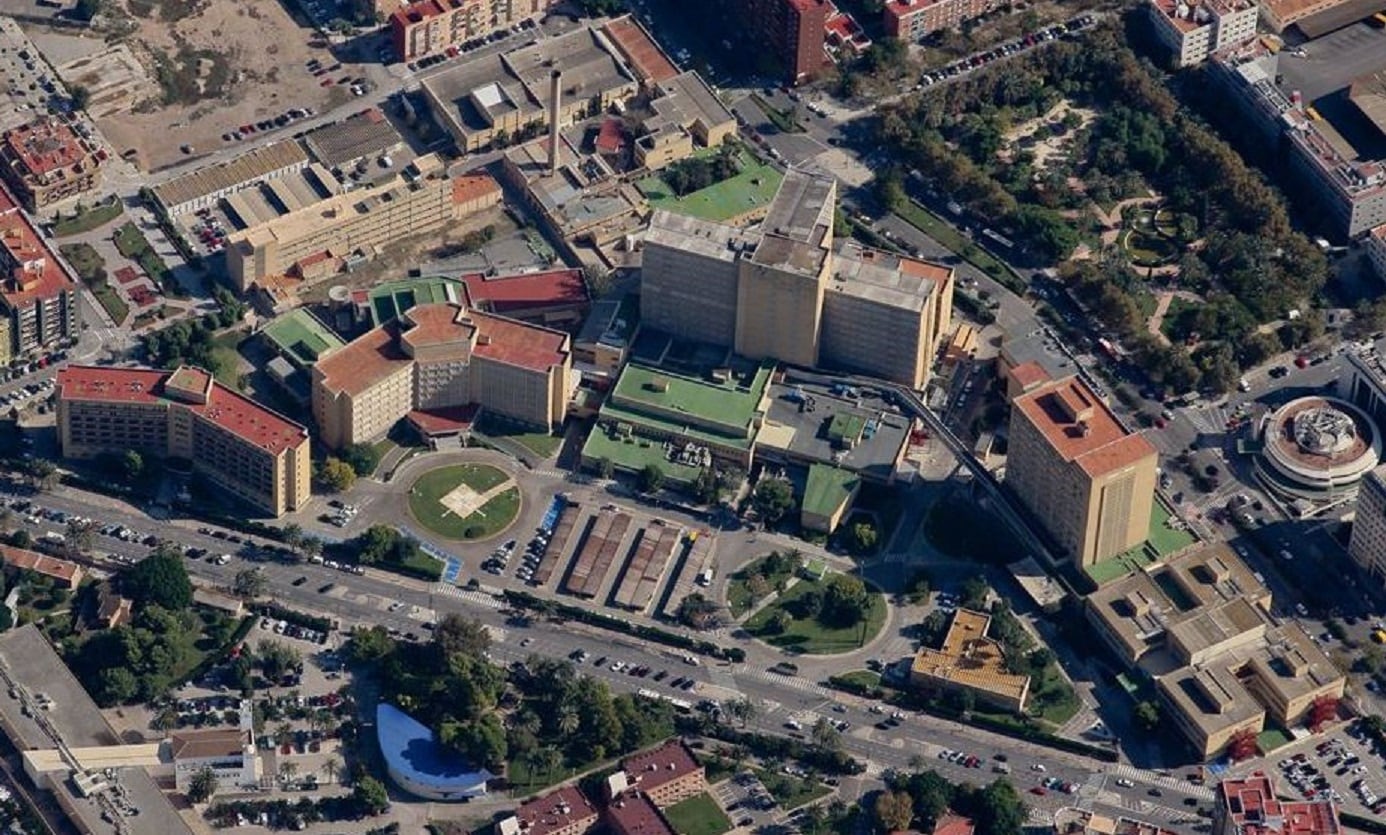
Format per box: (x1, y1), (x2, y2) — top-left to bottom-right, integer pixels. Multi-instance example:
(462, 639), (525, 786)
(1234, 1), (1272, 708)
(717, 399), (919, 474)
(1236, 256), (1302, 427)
(872, 22), (1328, 395)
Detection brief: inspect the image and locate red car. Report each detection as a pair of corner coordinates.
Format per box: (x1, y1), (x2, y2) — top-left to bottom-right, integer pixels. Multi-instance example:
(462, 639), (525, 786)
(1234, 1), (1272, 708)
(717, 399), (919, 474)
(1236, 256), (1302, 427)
(1029, 786), (1047, 796)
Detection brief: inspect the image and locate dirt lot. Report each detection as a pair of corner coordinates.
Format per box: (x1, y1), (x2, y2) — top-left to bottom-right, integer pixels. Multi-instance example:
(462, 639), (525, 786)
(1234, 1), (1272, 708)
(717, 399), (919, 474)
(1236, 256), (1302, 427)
(92, 0), (363, 172)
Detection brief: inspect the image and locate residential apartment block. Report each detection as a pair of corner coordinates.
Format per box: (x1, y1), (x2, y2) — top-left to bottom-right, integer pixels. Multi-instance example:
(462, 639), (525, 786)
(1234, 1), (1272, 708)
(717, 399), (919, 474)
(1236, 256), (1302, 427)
(311, 302), (572, 448)
(1209, 44), (1386, 239)
(1146, 0), (1257, 67)
(0, 118), (103, 212)
(1213, 772), (1341, 835)
(883, 0), (1000, 41)
(909, 608), (1031, 712)
(1368, 225), (1386, 281)
(1087, 544), (1345, 759)
(496, 786), (598, 835)
(56, 365), (312, 518)
(225, 156), (501, 290)
(390, 0), (557, 62)
(1349, 464), (1386, 587)
(0, 186), (74, 362)
(725, 0), (826, 83)
(1006, 376), (1158, 566)
(617, 741), (705, 807)
(640, 170), (955, 389)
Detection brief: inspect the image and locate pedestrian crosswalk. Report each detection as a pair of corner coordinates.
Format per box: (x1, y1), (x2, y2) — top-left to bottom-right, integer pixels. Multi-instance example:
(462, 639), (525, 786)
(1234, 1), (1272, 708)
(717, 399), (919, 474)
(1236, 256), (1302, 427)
(432, 584), (504, 609)
(1107, 763), (1215, 802)
(739, 668), (833, 699)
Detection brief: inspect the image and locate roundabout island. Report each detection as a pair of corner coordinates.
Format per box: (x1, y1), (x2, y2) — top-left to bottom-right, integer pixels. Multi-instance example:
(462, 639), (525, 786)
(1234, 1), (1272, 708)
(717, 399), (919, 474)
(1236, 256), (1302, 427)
(407, 463), (522, 541)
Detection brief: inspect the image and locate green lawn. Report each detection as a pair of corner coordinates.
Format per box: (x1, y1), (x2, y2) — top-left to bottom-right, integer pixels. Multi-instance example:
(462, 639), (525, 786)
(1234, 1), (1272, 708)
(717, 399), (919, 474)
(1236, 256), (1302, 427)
(744, 574), (886, 654)
(92, 285), (130, 325)
(52, 199), (123, 237)
(507, 752), (615, 794)
(476, 416), (563, 458)
(1031, 662), (1081, 726)
(638, 158), (785, 222)
(113, 222), (175, 295)
(1257, 725), (1294, 754)
(753, 768), (832, 811)
(663, 792), (732, 835)
(408, 464), (520, 541)
(893, 199), (1024, 293)
(749, 94), (804, 133)
(726, 555), (800, 618)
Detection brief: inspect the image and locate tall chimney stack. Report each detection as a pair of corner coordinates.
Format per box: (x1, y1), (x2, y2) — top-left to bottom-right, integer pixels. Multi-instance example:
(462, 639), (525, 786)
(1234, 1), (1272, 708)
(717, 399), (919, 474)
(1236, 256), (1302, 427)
(548, 69), (562, 177)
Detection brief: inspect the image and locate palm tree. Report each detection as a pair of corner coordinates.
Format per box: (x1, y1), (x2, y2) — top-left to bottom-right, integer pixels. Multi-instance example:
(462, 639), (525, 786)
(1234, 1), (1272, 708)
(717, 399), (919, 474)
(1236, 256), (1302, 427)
(322, 756), (340, 786)
(278, 761), (298, 785)
(540, 748), (563, 785)
(522, 748), (547, 789)
(301, 537), (323, 562)
(557, 705), (579, 737)
(274, 722), (294, 750)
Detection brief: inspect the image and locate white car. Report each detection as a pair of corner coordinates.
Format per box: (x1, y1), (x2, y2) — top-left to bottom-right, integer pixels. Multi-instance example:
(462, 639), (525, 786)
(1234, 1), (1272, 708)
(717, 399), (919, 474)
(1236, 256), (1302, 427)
(1115, 778), (1134, 787)
(1031, 763), (1047, 773)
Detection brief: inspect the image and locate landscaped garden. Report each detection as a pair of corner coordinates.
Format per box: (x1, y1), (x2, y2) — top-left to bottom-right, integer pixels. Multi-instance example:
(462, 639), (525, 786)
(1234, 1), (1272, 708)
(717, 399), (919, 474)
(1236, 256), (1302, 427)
(743, 572), (886, 654)
(662, 792), (732, 835)
(407, 464), (519, 541)
(52, 197), (124, 237)
(725, 550), (803, 618)
(58, 242), (128, 324)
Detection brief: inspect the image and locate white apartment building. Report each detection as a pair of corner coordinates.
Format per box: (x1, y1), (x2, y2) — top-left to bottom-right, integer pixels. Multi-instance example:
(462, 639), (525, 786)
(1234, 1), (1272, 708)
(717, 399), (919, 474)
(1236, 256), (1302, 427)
(1147, 0), (1257, 67)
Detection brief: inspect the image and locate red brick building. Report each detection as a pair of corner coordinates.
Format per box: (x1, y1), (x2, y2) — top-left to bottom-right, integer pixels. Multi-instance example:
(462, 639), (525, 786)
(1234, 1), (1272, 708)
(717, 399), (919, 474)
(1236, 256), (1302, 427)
(733, 0), (827, 84)
(882, 0), (1000, 41)
(619, 740), (705, 808)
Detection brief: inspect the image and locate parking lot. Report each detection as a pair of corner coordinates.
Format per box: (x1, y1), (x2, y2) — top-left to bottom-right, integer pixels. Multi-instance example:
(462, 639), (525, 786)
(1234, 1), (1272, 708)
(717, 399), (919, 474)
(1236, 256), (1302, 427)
(915, 15), (1095, 91)
(1265, 720), (1386, 816)
(0, 19), (93, 139)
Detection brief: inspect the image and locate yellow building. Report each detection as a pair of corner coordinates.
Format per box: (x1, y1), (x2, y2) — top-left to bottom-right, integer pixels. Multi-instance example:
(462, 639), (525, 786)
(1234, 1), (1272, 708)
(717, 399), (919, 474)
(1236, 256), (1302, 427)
(1006, 376), (1158, 566)
(56, 365), (311, 518)
(390, 0), (557, 62)
(1086, 543), (1345, 760)
(909, 608), (1031, 712)
(225, 158), (501, 291)
(641, 170), (955, 389)
(312, 302), (572, 449)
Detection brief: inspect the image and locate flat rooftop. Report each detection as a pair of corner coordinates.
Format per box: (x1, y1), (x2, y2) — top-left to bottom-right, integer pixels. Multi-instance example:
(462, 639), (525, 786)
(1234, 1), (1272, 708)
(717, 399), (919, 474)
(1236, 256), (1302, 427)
(802, 463), (859, 520)
(831, 239), (952, 312)
(367, 275), (465, 326)
(1012, 376), (1157, 478)
(262, 307), (346, 366)
(460, 267), (588, 315)
(645, 71), (735, 136)
(1218, 772), (1341, 835)
(644, 208), (760, 260)
(3, 117), (94, 178)
(621, 740), (701, 795)
(601, 15), (678, 83)
(759, 383), (911, 481)
(507, 786), (598, 835)
(604, 359), (772, 446)
(761, 168), (834, 245)
(910, 608), (1031, 703)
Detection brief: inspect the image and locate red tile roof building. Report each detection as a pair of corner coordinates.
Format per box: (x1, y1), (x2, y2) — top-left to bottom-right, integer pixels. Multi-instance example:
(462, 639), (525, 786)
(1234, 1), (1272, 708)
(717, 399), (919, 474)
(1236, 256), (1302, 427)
(619, 740), (705, 808)
(601, 17), (679, 85)
(496, 786), (599, 835)
(312, 302), (573, 448)
(0, 544), (84, 588)
(459, 267), (590, 326)
(56, 365), (312, 517)
(1214, 772), (1340, 835)
(1006, 376), (1159, 566)
(605, 792), (675, 835)
(933, 814), (976, 835)
(0, 117), (103, 211)
(390, 0), (557, 62)
(0, 184), (75, 363)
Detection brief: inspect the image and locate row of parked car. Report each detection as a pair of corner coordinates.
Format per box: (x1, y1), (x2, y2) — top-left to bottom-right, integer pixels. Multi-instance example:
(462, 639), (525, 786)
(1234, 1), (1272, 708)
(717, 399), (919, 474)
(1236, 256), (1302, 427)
(918, 15), (1096, 89)
(403, 17), (537, 72)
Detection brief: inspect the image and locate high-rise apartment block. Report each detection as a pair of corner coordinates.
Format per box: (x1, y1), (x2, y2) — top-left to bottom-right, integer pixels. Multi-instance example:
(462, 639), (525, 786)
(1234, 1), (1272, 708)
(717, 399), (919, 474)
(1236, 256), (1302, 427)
(883, 0), (1001, 41)
(311, 302), (572, 448)
(727, 0), (827, 84)
(390, 0), (557, 62)
(1006, 376), (1158, 566)
(0, 117), (103, 212)
(1147, 0), (1257, 67)
(0, 185), (74, 363)
(640, 170), (954, 389)
(1350, 464), (1386, 587)
(56, 366), (312, 518)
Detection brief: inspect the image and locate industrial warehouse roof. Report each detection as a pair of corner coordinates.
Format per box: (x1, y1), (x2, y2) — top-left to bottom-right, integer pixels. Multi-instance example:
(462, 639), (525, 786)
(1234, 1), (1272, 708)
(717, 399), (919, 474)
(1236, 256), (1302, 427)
(151, 141), (308, 212)
(303, 107), (404, 168)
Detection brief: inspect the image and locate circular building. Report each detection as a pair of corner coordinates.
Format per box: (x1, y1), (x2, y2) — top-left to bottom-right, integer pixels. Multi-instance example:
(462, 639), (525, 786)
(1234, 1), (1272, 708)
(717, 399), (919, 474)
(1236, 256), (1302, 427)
(375, 703), (493, 800)
(1258, 396), (1381, 500)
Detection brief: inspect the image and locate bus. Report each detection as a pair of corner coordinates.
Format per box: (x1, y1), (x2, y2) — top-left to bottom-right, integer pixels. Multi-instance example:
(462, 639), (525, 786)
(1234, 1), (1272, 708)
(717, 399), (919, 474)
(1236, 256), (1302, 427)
(1373, 629), (1386, 644)
(1305, 106), (1324, 121)
(1371, 11), (1386, 27)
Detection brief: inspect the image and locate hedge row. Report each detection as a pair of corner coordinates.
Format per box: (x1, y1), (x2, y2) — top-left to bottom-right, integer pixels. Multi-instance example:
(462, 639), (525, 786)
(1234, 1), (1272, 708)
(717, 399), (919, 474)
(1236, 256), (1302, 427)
(1341, 813), (1386, 835)
(675, 714), (865, 775)
(827, 674), (886, 700)
(502, 590), (746, 663)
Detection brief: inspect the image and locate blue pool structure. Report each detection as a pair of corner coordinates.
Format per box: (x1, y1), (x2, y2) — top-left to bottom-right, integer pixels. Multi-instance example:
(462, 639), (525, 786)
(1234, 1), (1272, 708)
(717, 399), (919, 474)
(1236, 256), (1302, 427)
(539, 496), (565, 533)
(376, 703), (494, 800)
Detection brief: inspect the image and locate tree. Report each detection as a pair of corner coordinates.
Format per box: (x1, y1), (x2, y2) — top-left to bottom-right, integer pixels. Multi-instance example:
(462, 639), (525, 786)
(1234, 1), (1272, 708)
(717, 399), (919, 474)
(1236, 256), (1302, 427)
(693, 467), (724, 505)
(811, 716), (842, 751)
(850, 520), (878, 554)
(876, 790), (916, 832)
(233, 568), (267, 599)
(65, 518), (95, 554)
(27, 458), (58, 492)
(960, 575), (989, 610)
(9, 529), (29, 549)
(724, 696), (757, 728)
(187, 766), (218, 803)
(583, 263), (613, 298)
(638, 463), (665, 494)
(123, 547), (192, 611)
(435, 614), (491, 658)
(341, 442), (381, 477)
(820, 574), (870, 628)
(121, 449), (143, 480)
(597, 457), (615, 479)
(99, 667), (138, 703)
(1134, 700), (1162, 731)
(765, 610), (792, 635)
(322, 756), (341, 785)
(753, 478), (795, 524)
(278, 761), (299, 784)
(317, 457), (357, 493)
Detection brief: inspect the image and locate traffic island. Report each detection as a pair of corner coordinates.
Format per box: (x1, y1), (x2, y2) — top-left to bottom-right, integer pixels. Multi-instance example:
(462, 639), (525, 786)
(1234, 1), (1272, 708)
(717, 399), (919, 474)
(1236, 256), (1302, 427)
(407, 463), (520, 541)
(743, 572), (886, 655)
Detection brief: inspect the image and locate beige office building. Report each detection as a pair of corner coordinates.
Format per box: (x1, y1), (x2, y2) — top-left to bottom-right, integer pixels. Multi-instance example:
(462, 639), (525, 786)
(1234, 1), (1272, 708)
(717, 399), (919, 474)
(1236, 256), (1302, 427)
(641, 170), (955, 388)
(1087, 543), (1345, 760)
(226, 157), (501, 290)
(312, 302), (572, 449)
(56, 366), (311, 518)
(1349, 463), (1386, 587)
(909, 608), (1031, 712)
(1007, 376), (1159, 566)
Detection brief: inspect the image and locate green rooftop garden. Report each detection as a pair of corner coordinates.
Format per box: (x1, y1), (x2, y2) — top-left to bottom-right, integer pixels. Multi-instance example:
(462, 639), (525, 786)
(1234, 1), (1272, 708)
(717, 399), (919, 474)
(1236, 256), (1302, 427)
(262, 309), (345, 366)
(367, 276), (463, 326)
(802, 463), (860, 523)
(603, 361), (772, 446)
(1084, 500), (1197, 587)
